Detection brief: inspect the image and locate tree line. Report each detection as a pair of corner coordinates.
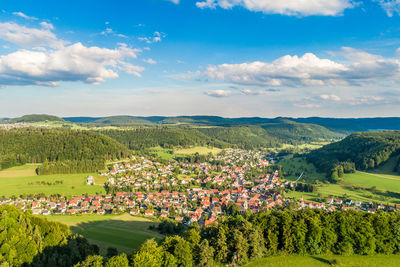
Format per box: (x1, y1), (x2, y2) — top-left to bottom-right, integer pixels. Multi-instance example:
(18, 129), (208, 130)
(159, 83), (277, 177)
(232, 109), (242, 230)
(75, 209), (400, 267)
(36, 159), (105, 175)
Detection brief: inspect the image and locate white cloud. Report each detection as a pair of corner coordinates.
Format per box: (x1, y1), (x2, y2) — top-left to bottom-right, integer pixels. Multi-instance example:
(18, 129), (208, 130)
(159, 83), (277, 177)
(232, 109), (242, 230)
(320, 94), (341, 101)
(376, 0), (400, 17)
(294, 103), (321, 108)
(195, 0), (354, 16)
(240, 88), (278, 95)
(167, 0), (180, 4)
(12, 12), (38, 20)
(0, 36), (143, 86)
(204, 89), (232, 97)
(40, 22), (54, 30)
(144, 58), (157, 64)
(202, 48), (400, 87)
(0, 22), (65, 48)
(138, 31), (166, 44)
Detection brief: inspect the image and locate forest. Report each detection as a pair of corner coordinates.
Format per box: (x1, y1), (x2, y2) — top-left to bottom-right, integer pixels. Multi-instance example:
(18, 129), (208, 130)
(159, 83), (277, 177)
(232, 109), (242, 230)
(307, 131), (400, 181)
(0, 129), (130, 171)
(4, 206), (400, 267)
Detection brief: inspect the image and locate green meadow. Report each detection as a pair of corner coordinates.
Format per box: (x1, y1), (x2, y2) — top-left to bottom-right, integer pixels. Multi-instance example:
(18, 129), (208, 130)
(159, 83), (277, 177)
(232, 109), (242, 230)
(46, 214), (163, 254)
(286, 170), (400, 205)
(0, 164), (106, 197)
(246, 255), (400, 267)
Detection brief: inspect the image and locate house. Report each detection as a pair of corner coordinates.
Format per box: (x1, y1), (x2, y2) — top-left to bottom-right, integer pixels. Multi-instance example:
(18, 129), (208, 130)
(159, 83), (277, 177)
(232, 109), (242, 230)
(145, 210), (154, 216)
(87, 176), (94, 185)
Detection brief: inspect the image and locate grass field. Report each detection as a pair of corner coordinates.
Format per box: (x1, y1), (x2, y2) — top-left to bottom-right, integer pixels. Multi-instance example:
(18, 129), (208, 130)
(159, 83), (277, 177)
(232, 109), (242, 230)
(174, 146), (222, 155)
(286, 170), (400, 204)
(0, 164), (106, 197)
(246, 255), (400, 267)
(46, 214), (163, 254)
(278, 156), (325, 182)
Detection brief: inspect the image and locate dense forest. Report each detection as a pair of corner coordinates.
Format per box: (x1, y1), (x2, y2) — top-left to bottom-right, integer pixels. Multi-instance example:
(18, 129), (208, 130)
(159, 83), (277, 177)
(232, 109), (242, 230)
(100, 128), (229, 150)
(0, 205), (100, 266)
(100, 122), (341, 152)
(76, 209), (400, 266)
(36, 159), (105, 175)
(11, 114), (65, 123)
(0, 129), (130, 171)
(307, 131), (400, 181)
(3, 206), (400, 266)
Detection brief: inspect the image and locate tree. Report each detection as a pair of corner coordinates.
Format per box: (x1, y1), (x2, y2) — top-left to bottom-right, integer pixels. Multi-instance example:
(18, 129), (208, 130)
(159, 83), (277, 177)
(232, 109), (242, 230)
(162, 236), (193, 267)
(132, 239), (163, 267)
(248, 227), (265, 260)
(105, 254), (129, 267)
(74, 255), (103, 267)
(195, 239), (214, 267)
(231, 230), (248, 265)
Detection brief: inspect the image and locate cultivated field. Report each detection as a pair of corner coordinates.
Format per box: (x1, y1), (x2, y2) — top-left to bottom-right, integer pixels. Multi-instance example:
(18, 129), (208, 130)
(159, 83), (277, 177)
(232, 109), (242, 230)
(246, 255), (400, 267)
(0, 164), (106, 197)
(278, 156), (324, 182)
(46, 214), (163, 254)
(174, 146), (222, 155)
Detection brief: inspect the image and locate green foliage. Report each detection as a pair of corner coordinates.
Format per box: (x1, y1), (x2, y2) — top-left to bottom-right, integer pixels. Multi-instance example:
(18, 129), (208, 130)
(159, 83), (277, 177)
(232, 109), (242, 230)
(0, 128), (130, 171)
(0, 205), (99, 267)
(36, 160), (105, 175)
(307, 131), (400, 178)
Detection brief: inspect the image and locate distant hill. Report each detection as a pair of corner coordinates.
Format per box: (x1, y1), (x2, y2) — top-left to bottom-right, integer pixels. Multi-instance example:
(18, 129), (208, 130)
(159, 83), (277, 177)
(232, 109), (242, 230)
(12, 114), (64, 123)
(307, 131), (400, 181)
(294, 117), (400, 132)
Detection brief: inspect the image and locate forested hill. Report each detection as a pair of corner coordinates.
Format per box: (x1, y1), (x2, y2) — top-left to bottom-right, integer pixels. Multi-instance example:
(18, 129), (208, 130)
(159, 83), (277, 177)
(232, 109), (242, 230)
(0, 128), (131, 170)
(11, 114), (65, 123)
(307, 131), (400, 181)
(100, 122), (341, 151)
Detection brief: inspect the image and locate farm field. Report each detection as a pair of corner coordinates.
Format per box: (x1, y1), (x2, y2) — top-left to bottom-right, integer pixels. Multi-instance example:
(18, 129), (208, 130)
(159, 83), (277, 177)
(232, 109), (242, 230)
(174, 146), (222, 155)
(246, 255), (400, 267)
(286, 171), (400, 204)
(46, 214), (163, 254)
(0, 164), (106, 197)
(0, 164), (41, 178)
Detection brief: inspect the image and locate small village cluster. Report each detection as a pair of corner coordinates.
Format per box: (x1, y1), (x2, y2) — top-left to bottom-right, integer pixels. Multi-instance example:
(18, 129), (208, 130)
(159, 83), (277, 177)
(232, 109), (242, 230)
(1, 149), (398, 224)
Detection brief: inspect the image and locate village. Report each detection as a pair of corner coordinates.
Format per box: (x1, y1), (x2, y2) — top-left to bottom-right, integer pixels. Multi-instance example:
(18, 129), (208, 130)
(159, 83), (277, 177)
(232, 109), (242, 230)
(1, 149), (398, 225)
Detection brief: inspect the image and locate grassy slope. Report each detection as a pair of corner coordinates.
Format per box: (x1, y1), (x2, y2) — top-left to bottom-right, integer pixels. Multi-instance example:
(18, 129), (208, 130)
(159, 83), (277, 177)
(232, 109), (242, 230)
(286, 170), (400, 204)
(46, 214), (163, 254)
(246, 255), (400, 267)
(0, 164), (106, 197)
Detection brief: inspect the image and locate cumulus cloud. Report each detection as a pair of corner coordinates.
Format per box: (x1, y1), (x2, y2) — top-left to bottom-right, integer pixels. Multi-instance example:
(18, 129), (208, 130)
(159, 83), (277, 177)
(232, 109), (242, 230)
(0, 42), (143, 86)
(202, 48), (400, 87)
(320, 94), (341, 101)
(0, 21), (144, 86)
(12, 12), (38, 20)
(376, 0), (400, 17)
(0, 22), (65, 48)
(167, 0), (180, 4)
(204, 90), (232, 97)
(144, 58), (157, 64)
(195, 0), (354, 16)
(138, 31), (166, 44)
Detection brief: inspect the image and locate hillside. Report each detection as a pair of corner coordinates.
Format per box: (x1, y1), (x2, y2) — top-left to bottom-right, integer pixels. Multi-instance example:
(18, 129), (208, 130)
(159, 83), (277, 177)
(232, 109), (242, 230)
(100, 127), (229, 150)
(295, 117), (400, 132)
(307, 131), (400, 181)
(0, 128), (131, 171)
(12, 114), (65, 123)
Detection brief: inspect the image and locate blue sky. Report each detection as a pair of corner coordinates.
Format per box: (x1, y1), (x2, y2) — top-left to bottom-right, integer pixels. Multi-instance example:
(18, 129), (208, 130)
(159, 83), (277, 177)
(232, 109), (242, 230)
(1, 0), (400, 117)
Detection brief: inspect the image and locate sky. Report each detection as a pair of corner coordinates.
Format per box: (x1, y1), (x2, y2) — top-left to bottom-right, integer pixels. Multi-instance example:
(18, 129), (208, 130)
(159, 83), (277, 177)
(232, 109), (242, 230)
(1, 0), (400, 118)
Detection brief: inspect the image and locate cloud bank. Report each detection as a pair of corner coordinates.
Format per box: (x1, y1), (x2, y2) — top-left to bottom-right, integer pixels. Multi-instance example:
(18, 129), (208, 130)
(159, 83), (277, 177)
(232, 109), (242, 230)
(195, 0), (354, 16)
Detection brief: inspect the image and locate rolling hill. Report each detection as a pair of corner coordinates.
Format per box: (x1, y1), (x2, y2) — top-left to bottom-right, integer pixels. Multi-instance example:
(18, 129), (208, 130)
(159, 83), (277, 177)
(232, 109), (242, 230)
(307, 131), (400, 181)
